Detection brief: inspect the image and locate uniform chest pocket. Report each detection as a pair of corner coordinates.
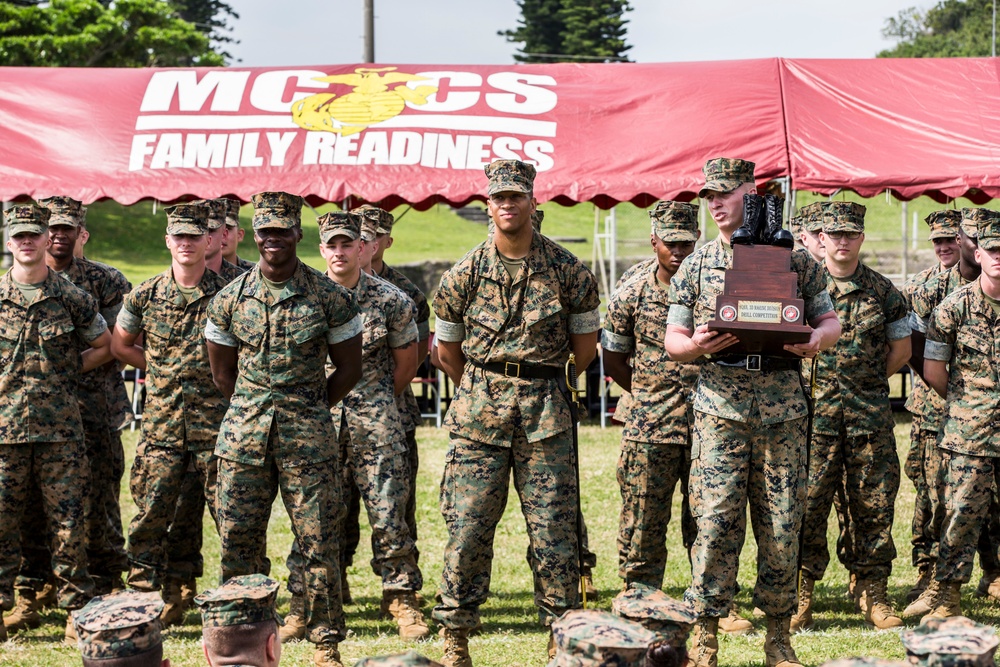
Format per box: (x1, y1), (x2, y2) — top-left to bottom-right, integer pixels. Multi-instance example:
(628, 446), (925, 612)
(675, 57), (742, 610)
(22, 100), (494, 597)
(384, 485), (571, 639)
(291, 316), (328, 345)
(230, 318), (266, 348)
(468, 305), (505, 335)
(38, 316), (76, 341)
(143, 319), (175, 345)
(694, 270), (725, 325)
(957, 329), (993, 372)
(362, 319), (388, 353)
(854, 300), (886, 335)
(0, 318), (21, 367)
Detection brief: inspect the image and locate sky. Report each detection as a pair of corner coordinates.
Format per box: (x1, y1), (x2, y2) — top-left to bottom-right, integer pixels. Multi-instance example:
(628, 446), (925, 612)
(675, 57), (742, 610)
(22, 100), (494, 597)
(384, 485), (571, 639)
(226, 0), (917, 67)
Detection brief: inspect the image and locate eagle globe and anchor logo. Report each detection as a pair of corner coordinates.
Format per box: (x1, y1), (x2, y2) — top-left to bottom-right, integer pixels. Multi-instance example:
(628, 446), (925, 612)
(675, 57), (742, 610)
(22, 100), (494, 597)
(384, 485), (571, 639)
(290, 66), (439, 136)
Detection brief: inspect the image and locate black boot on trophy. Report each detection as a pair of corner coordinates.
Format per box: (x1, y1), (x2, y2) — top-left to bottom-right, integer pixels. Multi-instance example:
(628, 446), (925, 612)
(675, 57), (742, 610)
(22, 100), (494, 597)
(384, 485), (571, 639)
(731, 193), (766, 245)
(764, 193), (795, 248)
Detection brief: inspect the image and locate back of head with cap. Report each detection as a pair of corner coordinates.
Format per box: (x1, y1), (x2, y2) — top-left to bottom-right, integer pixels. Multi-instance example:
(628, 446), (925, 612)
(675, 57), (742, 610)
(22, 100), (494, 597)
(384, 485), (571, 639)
(73, 590), (165, 667)
(901, 616), (999, 667)
(196, 574), (282, 667)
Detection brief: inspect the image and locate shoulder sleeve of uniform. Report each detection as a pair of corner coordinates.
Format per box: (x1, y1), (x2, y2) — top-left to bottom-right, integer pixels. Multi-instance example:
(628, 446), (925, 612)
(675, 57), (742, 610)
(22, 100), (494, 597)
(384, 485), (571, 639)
(205, 318), (238, 346)
(925, 292), (961, 361)
(793, 251), (834, 321)
(65, 282), (100, 331)
(324, 280), (362, 330)
(207, 280), (237, 332)
(602, 281), (637, 353)
(386, 289), (417, 349)
(432, 260), (471, 329)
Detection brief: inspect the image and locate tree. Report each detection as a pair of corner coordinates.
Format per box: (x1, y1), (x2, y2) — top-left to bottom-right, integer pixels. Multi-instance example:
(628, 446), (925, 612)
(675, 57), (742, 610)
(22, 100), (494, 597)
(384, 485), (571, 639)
(879, 0), (996, 57)
(501, 0), (632, 63)
(0, 0), (226, 67)
(172, 0), (239, 62)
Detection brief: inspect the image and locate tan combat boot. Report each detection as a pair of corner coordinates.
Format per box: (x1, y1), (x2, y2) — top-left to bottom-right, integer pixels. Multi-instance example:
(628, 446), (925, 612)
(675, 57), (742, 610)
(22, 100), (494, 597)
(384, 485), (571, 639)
(689, 617), (719, 667)
(763, 616), (801, 667)
(64, 615), (78, 645)
(385, 591), (430, 640)
(36, 581), (57, 609)
(341, 569), (353, 606)
(159, 579), (186, 627)
(313, 642), (344, 667)
(179, 577), (197, 610)
(789, 574), (814, 633)
(442, 628), (472, 667)
(280, 593), (307, 642)
(975, 570), (1000, 602)
(547, 629), (557, 659)
(907, 565), (933, 603)
(718, 604), (752, 635)
(921, 581), (962, 623)
(0, 617), (7, 642)
(903, 573), (940, 618)
(857, 578), (902, 629)
(847, 572), (858, 604)
(4, 589), (42, 634)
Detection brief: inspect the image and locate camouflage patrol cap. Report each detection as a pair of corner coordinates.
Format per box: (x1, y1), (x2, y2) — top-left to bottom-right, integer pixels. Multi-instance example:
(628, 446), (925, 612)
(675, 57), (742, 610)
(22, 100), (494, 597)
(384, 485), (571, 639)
(901, 616), (999, 667)
(925, 210), (961, 241)
(5, 204), (51, 236)
(962, 208), (1000, 246)
(72, 590), (164, 660)
(38, 196), (86, 227)
(317, 211), (362, 243)
(352, 204), (395, 236)
(649, 200), (699, 243)
(789, 213), (803, 238)
(485, 159), (536, 196)
(189, 198), (227, 231)
(251, 191), (304, 230)
(359, 212), (379, 242)
(968, 209), (1000, 251)
(798, 201), (827, 234)
(195, 573), (282, 628)
(221, 197), (242, 228)
(532, 209), (544, 233)
(699, 158), (755, 197)
(164, 203), (210, 236)
(822, 201), (866, 234)
(819, 659), (909, 667)
(354, 651), (445, 667)
(548, 609), (656, 667)
(611, 585), (696, 648)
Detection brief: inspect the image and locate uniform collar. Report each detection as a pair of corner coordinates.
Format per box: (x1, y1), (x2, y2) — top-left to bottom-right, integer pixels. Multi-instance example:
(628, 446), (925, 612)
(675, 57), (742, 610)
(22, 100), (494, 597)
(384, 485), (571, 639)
(243, 260), (309, 304)
(0, 268), (62, 307)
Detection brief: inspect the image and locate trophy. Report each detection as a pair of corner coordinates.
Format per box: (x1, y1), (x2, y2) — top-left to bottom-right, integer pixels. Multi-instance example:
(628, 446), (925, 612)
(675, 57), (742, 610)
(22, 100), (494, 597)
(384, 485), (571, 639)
(707, 194), (812, 357)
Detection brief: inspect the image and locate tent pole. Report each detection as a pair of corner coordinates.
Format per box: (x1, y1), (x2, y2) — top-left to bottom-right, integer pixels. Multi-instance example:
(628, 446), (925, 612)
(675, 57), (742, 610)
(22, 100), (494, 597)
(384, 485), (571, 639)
(901, 200), (909, 282)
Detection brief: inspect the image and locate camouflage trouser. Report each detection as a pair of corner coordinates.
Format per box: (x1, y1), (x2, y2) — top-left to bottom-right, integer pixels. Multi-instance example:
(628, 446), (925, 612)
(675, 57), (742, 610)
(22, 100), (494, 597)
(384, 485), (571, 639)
(936, 452), (1000, 583)
(18, 419), (126, 596)
(217, 451), (344, 646)
(687, 411), (807, 618)
(616, 438), (696, 589)
(404, 429), (420, 557)
(291, 433), (421, 594)
(164, 465), (206, 583)
(126, 441), (217, 591)
(800, 430), (899, 581)
(906, 424), (945, 568)
(832, 467), (856, 572)
(0, 441), (93, 610)
(433, 430), (581, 629)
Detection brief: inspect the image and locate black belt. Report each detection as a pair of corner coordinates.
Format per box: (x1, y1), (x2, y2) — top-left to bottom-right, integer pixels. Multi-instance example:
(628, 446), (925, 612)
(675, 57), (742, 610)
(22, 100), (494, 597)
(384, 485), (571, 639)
(712, 354), (800, 373)
(471, 360), (561, 379)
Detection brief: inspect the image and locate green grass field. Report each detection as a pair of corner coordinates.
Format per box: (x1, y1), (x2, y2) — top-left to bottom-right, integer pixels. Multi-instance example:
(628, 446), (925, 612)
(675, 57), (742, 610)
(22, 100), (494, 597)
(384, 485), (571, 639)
(6, 417), (1000, 666)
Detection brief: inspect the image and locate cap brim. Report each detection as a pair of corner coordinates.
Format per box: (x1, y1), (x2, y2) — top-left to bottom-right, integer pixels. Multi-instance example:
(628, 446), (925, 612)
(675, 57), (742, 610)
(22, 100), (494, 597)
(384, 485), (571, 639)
(487, 184), (531, 196)
(166, 223), (207, 235)
(822, 222), (864, 234)
(319, 227), (359, 243)
(979, 237), (1000, 251)
(46, 214), (82, 227)
(928, 229), (958, 240)
(253, 219), (297, 230)
(656, 230), (699, 243)
(698, 179), (744, 198)
(8, 223), (47, 236)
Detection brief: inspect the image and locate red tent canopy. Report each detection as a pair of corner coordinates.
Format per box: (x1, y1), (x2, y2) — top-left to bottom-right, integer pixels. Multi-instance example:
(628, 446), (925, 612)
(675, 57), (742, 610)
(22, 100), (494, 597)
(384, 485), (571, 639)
(0, 58), (996, 208)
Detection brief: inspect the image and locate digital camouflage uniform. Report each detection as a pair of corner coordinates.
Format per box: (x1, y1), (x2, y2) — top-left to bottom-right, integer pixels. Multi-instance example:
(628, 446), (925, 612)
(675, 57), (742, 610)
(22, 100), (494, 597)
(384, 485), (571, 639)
(0, 206), (109, 611)
(195, 572), (280, 628)
(72, 590), (164, 661)
(119, 206), (229, 592)
(901, 616), (1000, 667)
(432, 161), (601, 629)
(206, 192), (362, 648)
(903, 210), (961, 572)
(801, 260), (909, 583)
(17, 198), (130, 597)
(602, 201), (700, 590)
(667, 236), (832, 618)
(547, 609), (656, 667)
(926, 276), (1000, 585)
(611, 584), (697, 648)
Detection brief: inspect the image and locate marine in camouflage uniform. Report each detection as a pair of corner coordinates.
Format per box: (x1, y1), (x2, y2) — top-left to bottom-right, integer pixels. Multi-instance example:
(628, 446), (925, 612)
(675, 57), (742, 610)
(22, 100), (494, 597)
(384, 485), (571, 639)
(205, 191), (363, 667)
(664, 158), (840, 667)
(902, 210), (963, 596)
(163, 197), (252, 617)
(433, 159), (601, 666)
(286, 211), (426, 641)
(921, 209), (1000, 622)
(221, 196), (257, 272)
(111, 204), (229, 623)
(794, 202), (910, 631)
(0, 204), (113, 641)
(196, 573), (282, 667)
(902, 214), (1000, 618)
(601, 200), (700, 591)
(72, 589), (165, 666)
(9, 197), (130, 637)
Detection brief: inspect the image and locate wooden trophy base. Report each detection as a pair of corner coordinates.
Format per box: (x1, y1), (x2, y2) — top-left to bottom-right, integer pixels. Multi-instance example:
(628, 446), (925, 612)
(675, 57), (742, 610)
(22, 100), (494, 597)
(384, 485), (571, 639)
(707, 245), (812, 358)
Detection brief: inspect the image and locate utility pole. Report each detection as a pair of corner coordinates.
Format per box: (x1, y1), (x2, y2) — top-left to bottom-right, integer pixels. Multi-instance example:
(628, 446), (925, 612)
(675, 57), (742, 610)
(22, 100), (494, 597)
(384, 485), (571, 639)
(363, 0), (375, 62)
(993, 0), (996, 57)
